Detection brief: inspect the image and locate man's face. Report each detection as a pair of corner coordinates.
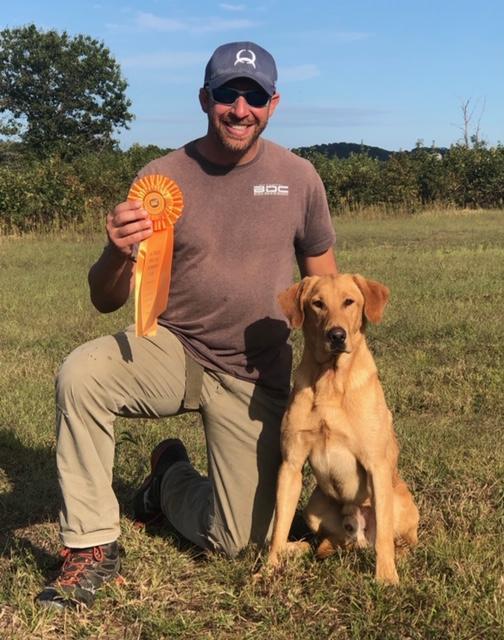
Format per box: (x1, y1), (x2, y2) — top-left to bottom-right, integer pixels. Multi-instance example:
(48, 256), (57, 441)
(200, 78), (279, 156)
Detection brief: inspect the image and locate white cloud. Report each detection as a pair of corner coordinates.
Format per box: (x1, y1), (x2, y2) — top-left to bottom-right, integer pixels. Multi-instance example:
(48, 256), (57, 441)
(280, 64), (321, 82)
(121, 51), (208, 70)
(192, 18), (258, 33)
(295, 29), (370, 43)
(136, 12), (185, 32)
(134, 12), (258, 33)
(219, 3), (246, 10)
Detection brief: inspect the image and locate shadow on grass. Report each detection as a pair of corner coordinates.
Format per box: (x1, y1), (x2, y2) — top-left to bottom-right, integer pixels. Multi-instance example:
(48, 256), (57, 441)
(0, 422), (316, 584)
(0, 428), (143, 577)
(0, 424), (221, 577)
(0, 428), (60, 571)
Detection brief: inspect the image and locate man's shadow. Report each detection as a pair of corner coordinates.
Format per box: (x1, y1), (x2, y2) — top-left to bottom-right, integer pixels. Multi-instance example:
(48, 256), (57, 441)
(244, 316), (312, 547)
(0, 428), (61, 570)
(0, 427), (138, 576)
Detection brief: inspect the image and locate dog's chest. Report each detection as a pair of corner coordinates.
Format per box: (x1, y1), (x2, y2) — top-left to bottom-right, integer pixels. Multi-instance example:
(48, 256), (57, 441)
(309, 433), (368, 504)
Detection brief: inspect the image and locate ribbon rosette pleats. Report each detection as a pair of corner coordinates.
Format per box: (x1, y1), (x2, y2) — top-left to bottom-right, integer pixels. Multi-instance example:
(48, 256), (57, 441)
(127, 175), (184, 337)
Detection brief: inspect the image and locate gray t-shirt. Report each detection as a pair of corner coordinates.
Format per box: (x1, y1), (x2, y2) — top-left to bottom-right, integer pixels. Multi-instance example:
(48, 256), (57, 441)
(137, 138), (336, 392)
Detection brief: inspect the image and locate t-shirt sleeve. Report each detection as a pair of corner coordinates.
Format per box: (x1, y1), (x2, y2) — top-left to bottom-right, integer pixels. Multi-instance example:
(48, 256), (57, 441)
(294, 164), (336, 257)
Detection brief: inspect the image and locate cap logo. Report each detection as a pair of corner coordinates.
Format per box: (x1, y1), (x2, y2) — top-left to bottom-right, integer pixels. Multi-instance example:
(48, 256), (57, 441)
(234, 49), (256, 69)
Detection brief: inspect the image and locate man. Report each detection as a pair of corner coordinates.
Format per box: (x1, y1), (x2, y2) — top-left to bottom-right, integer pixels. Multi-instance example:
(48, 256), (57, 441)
(37, 41), (337, 609)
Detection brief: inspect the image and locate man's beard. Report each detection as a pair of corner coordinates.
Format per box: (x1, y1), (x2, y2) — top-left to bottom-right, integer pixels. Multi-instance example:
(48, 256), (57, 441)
(211, 116), (268, 155)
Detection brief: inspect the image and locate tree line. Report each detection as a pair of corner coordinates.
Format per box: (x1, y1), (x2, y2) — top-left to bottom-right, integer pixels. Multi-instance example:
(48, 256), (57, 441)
(1, 142), (502, 232)
(295, 143), (504, 213)
(0, 144), (172, 232)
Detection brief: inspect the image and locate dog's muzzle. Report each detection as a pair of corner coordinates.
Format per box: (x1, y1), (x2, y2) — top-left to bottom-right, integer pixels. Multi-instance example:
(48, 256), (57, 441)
(326, 326), (347, 353)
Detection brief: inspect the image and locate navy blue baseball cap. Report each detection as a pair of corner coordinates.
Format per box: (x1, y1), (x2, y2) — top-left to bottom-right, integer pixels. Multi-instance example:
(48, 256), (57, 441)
(204, 42), (278, 96)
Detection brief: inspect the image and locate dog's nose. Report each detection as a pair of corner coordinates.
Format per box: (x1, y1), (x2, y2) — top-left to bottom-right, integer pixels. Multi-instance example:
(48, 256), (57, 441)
(344, 521), (355, 534)
(327, 327), (347, 347)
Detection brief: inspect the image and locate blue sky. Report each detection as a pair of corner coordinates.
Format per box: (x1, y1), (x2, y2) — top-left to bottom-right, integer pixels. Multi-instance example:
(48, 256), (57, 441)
(3, 0), (503, 151)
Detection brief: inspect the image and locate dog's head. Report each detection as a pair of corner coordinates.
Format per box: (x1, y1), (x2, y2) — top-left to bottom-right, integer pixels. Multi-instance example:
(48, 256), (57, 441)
(278, 273), (389, 361)
(316, 504), (375, 557)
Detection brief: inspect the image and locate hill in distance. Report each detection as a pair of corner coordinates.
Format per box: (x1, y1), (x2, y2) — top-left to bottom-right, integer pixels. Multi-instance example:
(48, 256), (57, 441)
(292, 141), (449, 161)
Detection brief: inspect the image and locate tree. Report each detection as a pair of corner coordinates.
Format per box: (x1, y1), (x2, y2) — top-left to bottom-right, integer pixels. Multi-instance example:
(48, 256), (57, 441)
(457, 97), (486, 148)
(0, 24), (133, 156)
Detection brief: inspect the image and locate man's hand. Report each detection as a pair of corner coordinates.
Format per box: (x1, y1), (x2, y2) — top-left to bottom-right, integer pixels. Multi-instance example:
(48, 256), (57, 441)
(106, 200), (153, 258)
(88, 200), (153, 312)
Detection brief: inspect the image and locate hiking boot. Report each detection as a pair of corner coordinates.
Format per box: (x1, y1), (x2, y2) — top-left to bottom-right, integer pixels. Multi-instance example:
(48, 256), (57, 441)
(133, 438), (190, 524)
(36, 541), (121, 609)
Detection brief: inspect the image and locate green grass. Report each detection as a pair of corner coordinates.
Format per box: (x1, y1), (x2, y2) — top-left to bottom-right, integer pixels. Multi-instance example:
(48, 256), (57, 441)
(0, 209), (503, 639)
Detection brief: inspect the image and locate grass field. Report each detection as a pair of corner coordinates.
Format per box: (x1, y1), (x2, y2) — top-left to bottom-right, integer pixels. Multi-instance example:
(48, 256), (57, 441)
(0, 209), (503, 639)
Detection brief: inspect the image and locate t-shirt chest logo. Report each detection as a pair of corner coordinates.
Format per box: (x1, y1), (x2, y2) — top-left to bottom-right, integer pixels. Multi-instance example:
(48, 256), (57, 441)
(253, 184), (289, 196)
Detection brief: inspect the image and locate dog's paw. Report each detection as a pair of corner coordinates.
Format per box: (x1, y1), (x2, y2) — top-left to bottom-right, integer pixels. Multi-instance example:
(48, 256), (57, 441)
(375, 564), (399, 585)
(265, 551), (281, 569)
(252, 553), (281, 584)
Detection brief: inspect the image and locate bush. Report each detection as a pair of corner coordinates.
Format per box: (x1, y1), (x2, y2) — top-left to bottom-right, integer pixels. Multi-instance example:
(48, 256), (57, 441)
(0, 145), (172, 232)
(0, 142), (503, 233)
(296, 144), (504, 215)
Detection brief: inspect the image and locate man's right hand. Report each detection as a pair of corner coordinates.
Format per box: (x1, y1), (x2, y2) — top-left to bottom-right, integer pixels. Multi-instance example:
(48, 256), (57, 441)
(88, 200), (153, 312)
(106, 200), (153, 258)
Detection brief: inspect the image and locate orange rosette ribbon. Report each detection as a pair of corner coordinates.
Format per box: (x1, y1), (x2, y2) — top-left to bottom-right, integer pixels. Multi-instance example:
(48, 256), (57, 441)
(127, 175), (184, 337)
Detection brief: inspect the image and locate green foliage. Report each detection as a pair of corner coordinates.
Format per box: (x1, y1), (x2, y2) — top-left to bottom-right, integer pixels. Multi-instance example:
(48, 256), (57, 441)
(296, 144), (504, 214)
(380, 153), (419, 207)
(0, 24), (133, 157)
(0, 145), (172, 231)
(1, 141), (504, 233)
(444, 144), (504, 208)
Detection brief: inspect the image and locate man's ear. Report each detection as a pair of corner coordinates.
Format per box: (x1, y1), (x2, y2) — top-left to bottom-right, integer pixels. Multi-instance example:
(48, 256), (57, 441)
(268, 92), (280, 118)
(352, 274), (390, 324)
(199, 87), (209, 113)
(278, 276), (319, 329)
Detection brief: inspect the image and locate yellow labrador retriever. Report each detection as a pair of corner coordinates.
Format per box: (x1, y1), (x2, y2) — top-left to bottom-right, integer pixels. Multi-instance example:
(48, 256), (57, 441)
(268, 274), (419, 584)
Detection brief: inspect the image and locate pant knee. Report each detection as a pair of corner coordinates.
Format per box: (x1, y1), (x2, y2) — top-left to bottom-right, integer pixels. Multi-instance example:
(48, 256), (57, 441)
(208, 530), (242, 558)
(56, 341), (117, 412)
(206, 518), (253, 558)
(55, 350), (119, 454)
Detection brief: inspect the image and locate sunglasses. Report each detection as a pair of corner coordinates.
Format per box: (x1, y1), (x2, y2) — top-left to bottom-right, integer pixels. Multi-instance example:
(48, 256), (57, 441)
(209, 86), (271, 108)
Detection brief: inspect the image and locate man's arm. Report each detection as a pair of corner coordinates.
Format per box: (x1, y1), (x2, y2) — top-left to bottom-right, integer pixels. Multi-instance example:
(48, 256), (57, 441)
(297, 247), (338, 278)
(88, 200), (153, 313)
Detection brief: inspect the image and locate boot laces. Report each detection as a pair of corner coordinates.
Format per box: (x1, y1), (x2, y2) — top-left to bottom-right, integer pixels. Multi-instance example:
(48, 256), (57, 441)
(57, 546), (105, 587)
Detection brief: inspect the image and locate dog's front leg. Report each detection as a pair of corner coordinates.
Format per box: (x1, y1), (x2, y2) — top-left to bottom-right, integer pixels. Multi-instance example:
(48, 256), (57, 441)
(267, 460), (304, 567)
(369, 466), (399, 585)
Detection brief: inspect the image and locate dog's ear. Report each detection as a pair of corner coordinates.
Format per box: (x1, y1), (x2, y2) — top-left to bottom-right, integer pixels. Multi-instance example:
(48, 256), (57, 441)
(352, 274), (390, 324)
(278, 277), (319, 328)
(278, 282), (304, 328)
(316, 537), (339, 558)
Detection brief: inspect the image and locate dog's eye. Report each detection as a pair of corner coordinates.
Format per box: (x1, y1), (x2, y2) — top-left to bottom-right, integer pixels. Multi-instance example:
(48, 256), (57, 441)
(343, 298), (354, 307)
(312, 299), (325, 310)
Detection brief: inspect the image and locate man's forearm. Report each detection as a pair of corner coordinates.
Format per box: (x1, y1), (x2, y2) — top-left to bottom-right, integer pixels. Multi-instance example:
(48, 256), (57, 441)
(88, 243), (134, 313)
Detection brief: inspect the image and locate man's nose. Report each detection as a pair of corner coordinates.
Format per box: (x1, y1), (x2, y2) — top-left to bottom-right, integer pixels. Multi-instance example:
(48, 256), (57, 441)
(229, 95), (249, 117)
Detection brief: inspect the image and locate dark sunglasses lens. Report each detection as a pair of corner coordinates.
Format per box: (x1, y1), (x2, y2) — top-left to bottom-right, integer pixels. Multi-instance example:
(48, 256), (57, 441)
(212, 87), (237, 104)
(246, 91), (270, 107)
(211, 87), (269, 108)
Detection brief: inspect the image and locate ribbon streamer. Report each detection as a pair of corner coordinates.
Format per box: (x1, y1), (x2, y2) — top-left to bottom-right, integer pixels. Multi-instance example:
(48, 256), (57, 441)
(127, 175), (184, 337)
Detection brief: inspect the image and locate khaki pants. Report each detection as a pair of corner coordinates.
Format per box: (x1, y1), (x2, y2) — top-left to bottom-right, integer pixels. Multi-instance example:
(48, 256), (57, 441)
(55, 326), (288, 557)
